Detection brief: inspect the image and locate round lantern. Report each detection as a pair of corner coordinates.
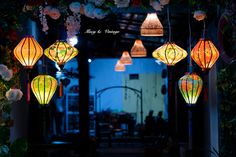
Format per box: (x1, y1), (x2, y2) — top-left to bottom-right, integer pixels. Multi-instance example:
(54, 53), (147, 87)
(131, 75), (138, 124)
(152, 42), (188, 66)
(44, 41), (78, 69)
(191, 38), (219, 71)
(13, 36), (43, 69)
(131, 39), (147, 57)
(31, 75), (57, 105)
(178, 73), (203, 105)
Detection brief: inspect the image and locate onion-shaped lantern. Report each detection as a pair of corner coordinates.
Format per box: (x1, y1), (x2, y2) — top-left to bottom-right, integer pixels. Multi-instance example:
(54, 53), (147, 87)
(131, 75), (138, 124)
(44, 41), (78, 69)
(120, 51), (132, 65)
(31, 75), (57, 105)
(131, 39), (147, 57)
(152, 42), (188, 66)
(141, 13), (163, 36)
(191, 38), (219, 71)
(13, 36), (43, 69)
(178, 73), (203, 105)
(115, 60), (125, 72)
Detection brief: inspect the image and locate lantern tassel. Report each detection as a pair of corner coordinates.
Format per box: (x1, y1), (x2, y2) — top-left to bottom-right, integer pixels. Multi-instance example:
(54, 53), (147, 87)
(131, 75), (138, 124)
(59, 80), (63, 97)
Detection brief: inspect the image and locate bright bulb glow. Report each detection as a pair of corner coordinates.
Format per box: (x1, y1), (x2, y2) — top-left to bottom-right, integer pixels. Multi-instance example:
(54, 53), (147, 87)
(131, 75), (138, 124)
(88, 59), (92, 63)
(67, 36), (78, 46)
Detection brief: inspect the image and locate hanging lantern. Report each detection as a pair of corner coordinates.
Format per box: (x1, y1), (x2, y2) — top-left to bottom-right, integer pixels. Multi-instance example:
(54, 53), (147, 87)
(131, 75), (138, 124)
(115, 60), (125, 72)
(140, 13), (163, 36)
(152, 42), (188, 66)
(31, 75), (57, 105)
(178, 73), (203, 105)
(131, 39), (147, 57)
(14, 35), (43, 69)
(120, 51), (132, 65)
(191, 38), (219, 71)
(44, 41), (78, 69)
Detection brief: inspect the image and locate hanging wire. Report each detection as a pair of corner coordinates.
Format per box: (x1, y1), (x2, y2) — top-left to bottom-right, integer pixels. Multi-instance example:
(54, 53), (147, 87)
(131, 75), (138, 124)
(188, 5), (193, 73)
(203, 20), (206, 39)
(167, 5), (172, 42)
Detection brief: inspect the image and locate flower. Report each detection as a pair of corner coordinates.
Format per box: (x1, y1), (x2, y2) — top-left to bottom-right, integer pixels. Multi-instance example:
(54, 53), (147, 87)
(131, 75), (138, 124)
(159, 0), (170, 5)
(69, 2), (81, 13)
(84, 3), (96, 19)
(5, 88), (23, 102)
(193, 10), (207, 21)
(95, 0), (105, 7)
(48, 8), (61, 20)
(1, 69), (13, 81)
(43, 6), (52, 15)
(150, 1), (163, 11)
(0, 64), (8, 74)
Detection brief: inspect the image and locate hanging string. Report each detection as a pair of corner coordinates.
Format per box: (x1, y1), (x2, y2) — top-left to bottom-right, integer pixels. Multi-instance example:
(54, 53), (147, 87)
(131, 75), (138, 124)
(188, 6), (192, 73)
(203, 20), (206, 39)
(167, 5), (171, 42)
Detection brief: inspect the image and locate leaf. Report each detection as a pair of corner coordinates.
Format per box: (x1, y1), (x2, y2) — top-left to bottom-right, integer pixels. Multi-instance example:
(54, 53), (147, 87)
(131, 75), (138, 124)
(0, 127), (10, 144)
(10, 138), (28, 157)
(0, 145), (10, 157)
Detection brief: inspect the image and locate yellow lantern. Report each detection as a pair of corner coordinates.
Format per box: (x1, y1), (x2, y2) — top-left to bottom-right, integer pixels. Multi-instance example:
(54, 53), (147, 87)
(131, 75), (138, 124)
(178, 73), (203, 105)
(115, 60), (125, 72)
(31, 75), (57, 105)
(140, 13), (163, 36)
(152, 42), (188, 66)
(120, 51), (132, 65)
(44, 41), (78, 68)
(191, 38), (219, 71)
(13, 36), (43, 69)
(131, 39), (147, 57)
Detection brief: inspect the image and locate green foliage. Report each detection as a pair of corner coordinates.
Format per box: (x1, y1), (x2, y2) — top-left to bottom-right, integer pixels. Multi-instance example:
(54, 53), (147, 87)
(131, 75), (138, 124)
(10, 138), (28, 157)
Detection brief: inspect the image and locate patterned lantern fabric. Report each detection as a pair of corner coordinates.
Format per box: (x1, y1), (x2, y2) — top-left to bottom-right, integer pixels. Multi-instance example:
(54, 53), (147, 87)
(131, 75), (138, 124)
(191, 38), (219, 71)
(44, 41), (78, 66)
(115, 60), (125, 72)
(131, 39), (147, 57)
(178, 73), (203, 105)
(141, 13), (163, 36)
(14, 36), (43, 69)
(120, 51), (132, 65)
(31, 75), (57, 105)
(152, 42), (187, 66)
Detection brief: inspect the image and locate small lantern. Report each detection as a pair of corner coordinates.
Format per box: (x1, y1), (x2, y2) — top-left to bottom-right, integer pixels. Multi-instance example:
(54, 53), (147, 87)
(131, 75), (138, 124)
(152, 42), (188, 66)
(115, 60), (125, 72)
(31, 75), (57, 105)
(120, 51), (132, 65)
(131, 39), (147, 57)
(141, 13), (163, 36)
(44, 41), (78, 69)
(191, 38), (219, 71)
(14, 36), (43, 69)
(178, 73), (203, 105)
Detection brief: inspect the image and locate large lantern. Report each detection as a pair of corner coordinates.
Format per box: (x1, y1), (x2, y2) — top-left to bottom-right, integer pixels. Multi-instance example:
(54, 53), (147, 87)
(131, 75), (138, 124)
(14, 36), (43, 69)
(31, 75), (57, 105)
(131, 39), (147, 57)
(140, 13), (163, 36)
(152, 42), (188, 66)
(44, 41), (78, 69)
(191, 38), (219, 71)
(120, 51), (132, 65)
(178, 73), (203, 105)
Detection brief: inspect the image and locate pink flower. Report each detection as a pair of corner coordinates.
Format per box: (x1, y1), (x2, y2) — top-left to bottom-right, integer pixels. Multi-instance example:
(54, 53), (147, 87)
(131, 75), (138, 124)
(43, 6), (52, 15)
(193, 10), (207, 21)
(5, 88), (23, 102)
(48, 8), (61, 20)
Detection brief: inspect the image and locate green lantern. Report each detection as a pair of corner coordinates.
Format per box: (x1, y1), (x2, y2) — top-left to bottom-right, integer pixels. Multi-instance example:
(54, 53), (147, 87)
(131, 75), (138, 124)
(178, 73), (203, 105)
(31, 75), (57, 105)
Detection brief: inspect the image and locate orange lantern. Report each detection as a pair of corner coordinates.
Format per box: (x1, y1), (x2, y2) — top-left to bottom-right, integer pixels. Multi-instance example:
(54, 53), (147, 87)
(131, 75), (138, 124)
(178, 73), (203, 105)
(14, 36), (43, 69)
(120, 51), (132, 65)
(115, 60), (125, 72)
(140, 13), (163, 36)
(152, 42), (188, 66)
(131, 39), (147, 57)
(191, 38), (219, 71)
